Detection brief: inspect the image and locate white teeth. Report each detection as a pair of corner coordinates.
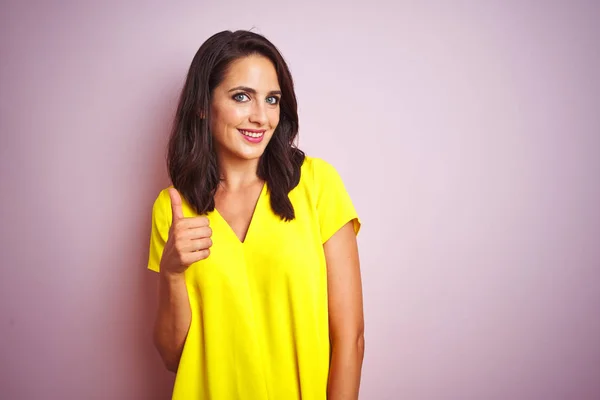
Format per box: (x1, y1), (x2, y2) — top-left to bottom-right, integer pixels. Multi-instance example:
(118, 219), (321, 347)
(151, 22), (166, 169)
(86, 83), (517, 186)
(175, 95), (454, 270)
(239, 130), (264, 138)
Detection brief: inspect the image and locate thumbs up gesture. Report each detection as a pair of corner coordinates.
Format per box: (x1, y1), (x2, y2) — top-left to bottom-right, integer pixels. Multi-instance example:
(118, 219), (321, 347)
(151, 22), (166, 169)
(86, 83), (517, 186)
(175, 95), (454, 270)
(159, 188), (212, 275)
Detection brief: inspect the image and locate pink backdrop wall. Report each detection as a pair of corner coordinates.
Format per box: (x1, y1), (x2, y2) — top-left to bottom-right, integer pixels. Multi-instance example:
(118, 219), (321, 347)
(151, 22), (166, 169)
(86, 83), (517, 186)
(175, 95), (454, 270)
(1, 1), (599, 399)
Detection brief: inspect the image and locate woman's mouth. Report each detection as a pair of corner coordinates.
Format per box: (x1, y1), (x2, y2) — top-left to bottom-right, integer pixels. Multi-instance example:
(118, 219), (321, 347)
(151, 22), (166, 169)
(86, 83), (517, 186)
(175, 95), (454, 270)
(238, 129), (266, 143)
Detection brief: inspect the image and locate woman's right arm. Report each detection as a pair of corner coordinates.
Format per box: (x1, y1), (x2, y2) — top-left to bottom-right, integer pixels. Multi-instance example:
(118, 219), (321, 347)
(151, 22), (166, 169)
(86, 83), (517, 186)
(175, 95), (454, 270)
(153, 271), (192, 372)
(153, 188), (212, 372)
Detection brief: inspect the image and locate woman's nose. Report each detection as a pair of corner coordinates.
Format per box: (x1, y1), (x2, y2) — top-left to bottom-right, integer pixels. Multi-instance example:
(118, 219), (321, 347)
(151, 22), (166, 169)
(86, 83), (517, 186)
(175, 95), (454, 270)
(249, 101), (268, 125)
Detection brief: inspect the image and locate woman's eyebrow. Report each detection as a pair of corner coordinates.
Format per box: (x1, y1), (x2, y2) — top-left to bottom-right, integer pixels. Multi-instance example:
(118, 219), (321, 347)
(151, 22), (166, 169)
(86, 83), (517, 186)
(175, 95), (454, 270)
(228, 86), (282, 96)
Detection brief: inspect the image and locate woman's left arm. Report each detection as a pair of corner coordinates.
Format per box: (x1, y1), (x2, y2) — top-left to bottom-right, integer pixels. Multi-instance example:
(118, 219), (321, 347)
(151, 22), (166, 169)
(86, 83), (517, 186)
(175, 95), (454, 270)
(325, 220), (365, 400)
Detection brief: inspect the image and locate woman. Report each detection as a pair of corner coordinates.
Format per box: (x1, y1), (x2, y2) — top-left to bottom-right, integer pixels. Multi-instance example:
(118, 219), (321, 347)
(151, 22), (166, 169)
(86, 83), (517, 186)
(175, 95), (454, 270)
(148, 30), (364, 399)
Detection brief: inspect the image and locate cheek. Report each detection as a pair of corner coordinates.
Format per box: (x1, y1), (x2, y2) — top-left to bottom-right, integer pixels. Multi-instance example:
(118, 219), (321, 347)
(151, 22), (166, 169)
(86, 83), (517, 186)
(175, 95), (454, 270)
(269, 109), (281, 127)
(211, 105), (247, 132)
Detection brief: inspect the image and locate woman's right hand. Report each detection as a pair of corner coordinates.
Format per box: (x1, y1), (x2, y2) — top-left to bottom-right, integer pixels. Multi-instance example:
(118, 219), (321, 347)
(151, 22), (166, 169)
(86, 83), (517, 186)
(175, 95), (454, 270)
(160, 188), (212, 276)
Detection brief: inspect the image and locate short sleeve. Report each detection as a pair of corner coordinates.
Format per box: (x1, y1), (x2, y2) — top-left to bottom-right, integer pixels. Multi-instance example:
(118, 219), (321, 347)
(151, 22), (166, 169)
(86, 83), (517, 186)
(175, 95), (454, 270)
(313, 158), (361, 243)
(147, 189), (172, 272)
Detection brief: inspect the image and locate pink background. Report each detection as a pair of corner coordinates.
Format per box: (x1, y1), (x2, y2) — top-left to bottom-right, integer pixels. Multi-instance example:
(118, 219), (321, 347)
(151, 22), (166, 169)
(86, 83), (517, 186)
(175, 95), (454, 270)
(1, 1), (599, 399)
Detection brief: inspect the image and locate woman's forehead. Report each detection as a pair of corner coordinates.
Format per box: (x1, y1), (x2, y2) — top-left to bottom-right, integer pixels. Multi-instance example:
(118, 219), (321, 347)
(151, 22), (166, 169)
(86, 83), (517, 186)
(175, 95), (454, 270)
(220, 55), (280, 91)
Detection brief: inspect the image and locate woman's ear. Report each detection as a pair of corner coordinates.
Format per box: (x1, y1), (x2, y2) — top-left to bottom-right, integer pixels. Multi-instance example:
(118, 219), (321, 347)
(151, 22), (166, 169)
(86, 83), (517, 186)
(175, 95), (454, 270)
(199, 110), (206, 119)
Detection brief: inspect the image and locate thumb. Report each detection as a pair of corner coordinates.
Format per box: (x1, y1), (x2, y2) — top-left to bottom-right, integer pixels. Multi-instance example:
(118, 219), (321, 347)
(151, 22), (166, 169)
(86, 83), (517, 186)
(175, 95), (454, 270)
(168, 188), (184, 221)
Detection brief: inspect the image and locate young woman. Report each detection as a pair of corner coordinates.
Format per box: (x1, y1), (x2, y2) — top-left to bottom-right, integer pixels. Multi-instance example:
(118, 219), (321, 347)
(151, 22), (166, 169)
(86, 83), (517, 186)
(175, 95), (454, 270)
(148, 30), (364, 400)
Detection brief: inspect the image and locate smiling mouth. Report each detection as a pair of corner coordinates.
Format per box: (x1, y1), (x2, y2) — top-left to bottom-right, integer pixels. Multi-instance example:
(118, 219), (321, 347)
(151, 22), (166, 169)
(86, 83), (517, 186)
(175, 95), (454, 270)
(238, 129), (265, 138)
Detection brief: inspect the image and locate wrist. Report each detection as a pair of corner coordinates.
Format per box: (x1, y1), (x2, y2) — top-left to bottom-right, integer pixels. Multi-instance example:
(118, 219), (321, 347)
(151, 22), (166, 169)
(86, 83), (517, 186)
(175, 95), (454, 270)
(160, 268), (186, 284)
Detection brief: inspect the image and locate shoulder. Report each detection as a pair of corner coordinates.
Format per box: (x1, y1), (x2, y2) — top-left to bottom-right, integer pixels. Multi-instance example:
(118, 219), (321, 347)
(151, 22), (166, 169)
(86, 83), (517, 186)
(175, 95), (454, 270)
(150, 187), (173, 229)
(153, 186), (174, 209)
(152, 185), (197, 219)
(300, 155), (341, 184)
(297, 155), (352, 205)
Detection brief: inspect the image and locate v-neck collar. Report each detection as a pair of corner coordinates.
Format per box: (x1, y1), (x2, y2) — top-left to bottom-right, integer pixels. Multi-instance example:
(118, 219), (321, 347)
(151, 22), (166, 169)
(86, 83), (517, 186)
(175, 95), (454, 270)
(212, 182), (267, 245)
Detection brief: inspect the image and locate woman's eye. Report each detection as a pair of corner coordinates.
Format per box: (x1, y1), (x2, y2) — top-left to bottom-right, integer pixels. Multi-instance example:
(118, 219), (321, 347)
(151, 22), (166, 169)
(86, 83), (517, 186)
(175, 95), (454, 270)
(233, 93), (250, 102)
(266, 96), (280, 105)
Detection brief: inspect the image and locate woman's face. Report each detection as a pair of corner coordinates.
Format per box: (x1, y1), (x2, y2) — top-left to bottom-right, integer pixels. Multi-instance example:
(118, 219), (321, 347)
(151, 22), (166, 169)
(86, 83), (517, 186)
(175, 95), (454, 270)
(209, 54), (281, 163)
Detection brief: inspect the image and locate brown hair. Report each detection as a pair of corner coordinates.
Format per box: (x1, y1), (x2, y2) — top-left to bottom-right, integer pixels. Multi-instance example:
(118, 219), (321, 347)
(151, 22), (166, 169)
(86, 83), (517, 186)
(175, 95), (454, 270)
(167, 30), (305, 221)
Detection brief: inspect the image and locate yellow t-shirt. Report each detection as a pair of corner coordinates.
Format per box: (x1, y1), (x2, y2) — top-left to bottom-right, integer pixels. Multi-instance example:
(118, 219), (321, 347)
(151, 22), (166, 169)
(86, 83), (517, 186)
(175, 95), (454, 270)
(147, 156), (360, 399)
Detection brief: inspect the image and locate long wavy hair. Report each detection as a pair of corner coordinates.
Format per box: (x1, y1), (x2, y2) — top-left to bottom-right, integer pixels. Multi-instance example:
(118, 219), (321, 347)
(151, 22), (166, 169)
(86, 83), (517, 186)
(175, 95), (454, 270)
(167, 30), (305, 221)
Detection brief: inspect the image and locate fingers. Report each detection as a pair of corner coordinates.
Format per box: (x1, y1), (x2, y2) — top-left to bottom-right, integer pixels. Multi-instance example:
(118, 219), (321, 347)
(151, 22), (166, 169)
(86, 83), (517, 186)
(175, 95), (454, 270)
(176, 216), (210, 229)
(170, 218), (211, 242)
(169, 188), (184, 221)
(164, 189), (212, 270)
(179, 226), (212, 240)
(183, 249), (211, 264)
(175, 237), (213, 253)
(174, 238), (211, 266)
(192, 237), (213, 251)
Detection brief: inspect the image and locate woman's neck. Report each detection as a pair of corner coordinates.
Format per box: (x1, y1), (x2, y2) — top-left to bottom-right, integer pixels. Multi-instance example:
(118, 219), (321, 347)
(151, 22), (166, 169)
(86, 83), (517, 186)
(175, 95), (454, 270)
(217, 154), (262, 191)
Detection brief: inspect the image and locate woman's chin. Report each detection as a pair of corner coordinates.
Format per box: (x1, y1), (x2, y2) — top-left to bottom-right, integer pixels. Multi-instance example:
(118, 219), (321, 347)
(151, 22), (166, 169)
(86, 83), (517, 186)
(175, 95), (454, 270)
(230, 147), (266, 162)
(236, 141), (271, 160)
